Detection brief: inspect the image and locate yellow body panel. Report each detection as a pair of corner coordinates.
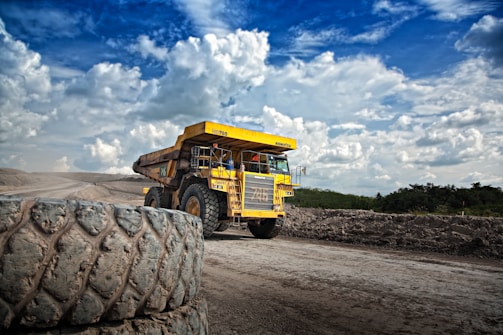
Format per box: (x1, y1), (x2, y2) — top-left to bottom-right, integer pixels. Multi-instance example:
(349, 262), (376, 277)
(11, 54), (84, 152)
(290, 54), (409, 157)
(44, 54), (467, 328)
(198, 121), (297, 150)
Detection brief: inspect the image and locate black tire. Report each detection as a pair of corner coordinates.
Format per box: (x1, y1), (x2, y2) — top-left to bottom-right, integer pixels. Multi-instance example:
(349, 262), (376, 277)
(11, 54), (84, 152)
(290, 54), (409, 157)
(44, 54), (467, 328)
(214, 191), (230, 232)
(180, 184), (219, 238)
(215, 191), (228, 220)
(4, 296), (209, 334)
(248, 218), (284, 239)
(215, 220), (231, 232)
(0, 196), (204, 330)
(144, 187), (171, 208)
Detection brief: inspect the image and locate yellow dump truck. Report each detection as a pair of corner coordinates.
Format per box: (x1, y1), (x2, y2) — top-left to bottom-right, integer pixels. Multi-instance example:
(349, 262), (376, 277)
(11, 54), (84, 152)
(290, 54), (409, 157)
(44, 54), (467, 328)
(133, 121), (298, 238)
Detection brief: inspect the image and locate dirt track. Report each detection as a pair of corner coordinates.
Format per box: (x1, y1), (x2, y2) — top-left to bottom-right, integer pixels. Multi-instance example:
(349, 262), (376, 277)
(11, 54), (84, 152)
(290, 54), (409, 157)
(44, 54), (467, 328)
(1, 170), (502, 334)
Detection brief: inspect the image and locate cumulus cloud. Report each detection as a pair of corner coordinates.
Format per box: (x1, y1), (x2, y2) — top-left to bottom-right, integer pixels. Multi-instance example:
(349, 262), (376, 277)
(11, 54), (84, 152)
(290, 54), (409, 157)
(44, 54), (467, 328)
(455, 15), (503, 67)
(52, 62), (149, 138)
(142, 29), (269, 122)
(129, 121), (182, 149)
(65, 62), (146, 105)
(408, 58), (503, 118)
(84, 138), (123, 166)
(236, 52), (407, 124)
(52, 156), (71, 172)
(0, 17), (501, 194)
(0, 19), (51, 144)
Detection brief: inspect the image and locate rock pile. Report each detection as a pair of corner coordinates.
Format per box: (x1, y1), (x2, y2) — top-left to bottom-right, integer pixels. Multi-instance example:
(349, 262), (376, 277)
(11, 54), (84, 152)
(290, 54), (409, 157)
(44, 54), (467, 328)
(283, 205), (503, 259)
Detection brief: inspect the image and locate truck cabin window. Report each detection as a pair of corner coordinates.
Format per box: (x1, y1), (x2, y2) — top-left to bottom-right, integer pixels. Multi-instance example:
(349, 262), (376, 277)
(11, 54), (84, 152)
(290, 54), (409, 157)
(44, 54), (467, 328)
(268, 155), (290, 175)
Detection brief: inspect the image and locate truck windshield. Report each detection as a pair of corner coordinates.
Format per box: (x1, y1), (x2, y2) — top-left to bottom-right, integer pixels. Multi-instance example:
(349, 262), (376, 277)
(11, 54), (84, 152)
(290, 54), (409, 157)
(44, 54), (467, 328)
(268, 155), (290, 175)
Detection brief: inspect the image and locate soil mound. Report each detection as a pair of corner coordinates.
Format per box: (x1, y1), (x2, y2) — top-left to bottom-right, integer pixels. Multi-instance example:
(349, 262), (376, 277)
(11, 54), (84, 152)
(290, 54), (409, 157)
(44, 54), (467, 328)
(283, 204), (503, 259)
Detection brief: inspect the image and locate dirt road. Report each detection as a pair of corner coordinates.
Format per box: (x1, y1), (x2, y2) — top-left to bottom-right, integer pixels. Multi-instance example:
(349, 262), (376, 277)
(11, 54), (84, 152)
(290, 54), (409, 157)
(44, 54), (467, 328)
(1, 170), (502, 334)
(203, 230), (503, 334)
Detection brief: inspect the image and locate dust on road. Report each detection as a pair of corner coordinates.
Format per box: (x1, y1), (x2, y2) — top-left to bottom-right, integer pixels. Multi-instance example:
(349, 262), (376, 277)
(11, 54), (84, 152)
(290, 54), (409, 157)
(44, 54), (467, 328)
(1, 170), (502, 334)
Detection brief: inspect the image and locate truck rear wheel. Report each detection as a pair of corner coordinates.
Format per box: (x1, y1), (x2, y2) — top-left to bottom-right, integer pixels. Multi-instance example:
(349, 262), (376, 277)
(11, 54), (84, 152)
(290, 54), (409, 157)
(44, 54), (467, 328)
(144, 187), (171, 208)
(248, 218), (284, 239)
(180, 184), (219, 238)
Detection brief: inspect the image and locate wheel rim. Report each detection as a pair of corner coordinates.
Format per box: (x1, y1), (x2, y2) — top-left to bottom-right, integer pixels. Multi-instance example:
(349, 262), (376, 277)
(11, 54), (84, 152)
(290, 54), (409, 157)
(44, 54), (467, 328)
(185, 196), (201, 216)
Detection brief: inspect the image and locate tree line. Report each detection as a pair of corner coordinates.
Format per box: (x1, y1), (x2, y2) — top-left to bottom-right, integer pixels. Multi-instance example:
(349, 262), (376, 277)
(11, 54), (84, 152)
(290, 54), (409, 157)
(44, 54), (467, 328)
(286, 182), (503, 217)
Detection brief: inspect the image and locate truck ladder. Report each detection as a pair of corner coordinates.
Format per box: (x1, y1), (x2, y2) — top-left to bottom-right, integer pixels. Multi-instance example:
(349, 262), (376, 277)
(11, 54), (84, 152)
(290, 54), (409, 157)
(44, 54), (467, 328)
(228, 179), (242, 211)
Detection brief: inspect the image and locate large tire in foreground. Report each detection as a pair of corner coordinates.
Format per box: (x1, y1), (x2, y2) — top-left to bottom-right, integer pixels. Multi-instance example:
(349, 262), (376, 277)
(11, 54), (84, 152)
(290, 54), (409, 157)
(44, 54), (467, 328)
(0, 195), (205, 331)
(4, 296), (208, 335)
(180, 184), (219, 238)
(248, 218), (284, 239)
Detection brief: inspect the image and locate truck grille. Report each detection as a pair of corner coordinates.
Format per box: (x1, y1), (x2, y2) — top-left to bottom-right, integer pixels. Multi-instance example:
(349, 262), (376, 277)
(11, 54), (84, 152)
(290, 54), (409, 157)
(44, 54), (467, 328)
(244, 175), (274, 210)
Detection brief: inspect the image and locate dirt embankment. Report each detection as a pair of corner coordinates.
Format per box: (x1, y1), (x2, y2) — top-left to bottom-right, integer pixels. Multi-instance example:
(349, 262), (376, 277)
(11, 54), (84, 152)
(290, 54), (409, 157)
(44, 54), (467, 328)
(283, 205), (503, 259)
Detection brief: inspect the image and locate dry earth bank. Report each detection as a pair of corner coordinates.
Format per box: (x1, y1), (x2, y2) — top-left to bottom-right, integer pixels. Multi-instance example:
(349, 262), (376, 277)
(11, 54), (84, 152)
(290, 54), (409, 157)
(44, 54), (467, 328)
(283, 205), (503, 259)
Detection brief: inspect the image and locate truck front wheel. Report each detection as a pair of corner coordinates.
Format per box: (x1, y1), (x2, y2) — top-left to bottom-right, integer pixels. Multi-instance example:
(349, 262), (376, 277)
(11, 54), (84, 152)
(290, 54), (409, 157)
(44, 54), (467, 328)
(180, 183), (219, 238)
(248, 218), (284, 239)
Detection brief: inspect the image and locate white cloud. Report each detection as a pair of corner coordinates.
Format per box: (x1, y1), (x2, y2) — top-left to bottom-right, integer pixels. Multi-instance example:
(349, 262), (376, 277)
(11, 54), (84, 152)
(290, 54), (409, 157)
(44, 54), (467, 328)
(332, 123), (366, 130)
(290, 0), (419, 53)
(53, 62), (149, 141)
(291, 23), (397, 53)
(419, 0), (500, 21)
(420, 171), (437, 181)
(455, 15), (503, 67)
(104, 166), (135, 175)
(373, 0), (419, 16)
(66, 62), (146, 104)
(0, 19), (51, 144)
(52, 156), (71, 172)
(84, 138), (123, 165)
(408, 58), (503, 118)
(291, 28), (346, 53)
(237, 52), (407, 124)
(129, 121), (182, 149)
(142, 29), (269, 122)
(129, 35), (169, 61)
(393, 115), (413, 129)
(49, 65), (85, 79)
(173, 0), (236, 36)
(0, 19), (502, 195)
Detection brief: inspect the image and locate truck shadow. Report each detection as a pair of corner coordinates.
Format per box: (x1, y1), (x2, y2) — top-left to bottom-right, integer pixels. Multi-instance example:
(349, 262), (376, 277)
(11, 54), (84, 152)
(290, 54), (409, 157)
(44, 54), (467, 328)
(207, 231), (255, 241)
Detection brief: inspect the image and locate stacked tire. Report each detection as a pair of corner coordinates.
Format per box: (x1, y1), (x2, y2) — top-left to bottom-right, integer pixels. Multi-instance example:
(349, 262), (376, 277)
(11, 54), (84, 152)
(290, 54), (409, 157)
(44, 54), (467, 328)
(0, 195), (208, 334)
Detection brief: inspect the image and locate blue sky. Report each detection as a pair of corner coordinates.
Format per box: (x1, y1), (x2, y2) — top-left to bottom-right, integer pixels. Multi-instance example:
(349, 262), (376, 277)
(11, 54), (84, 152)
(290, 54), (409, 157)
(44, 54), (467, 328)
(1, 0), (502, 196)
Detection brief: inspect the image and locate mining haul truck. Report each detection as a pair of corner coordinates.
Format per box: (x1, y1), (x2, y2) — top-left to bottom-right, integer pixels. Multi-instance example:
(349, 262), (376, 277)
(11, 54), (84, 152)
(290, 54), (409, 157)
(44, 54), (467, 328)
(133, 121), (298, 239)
